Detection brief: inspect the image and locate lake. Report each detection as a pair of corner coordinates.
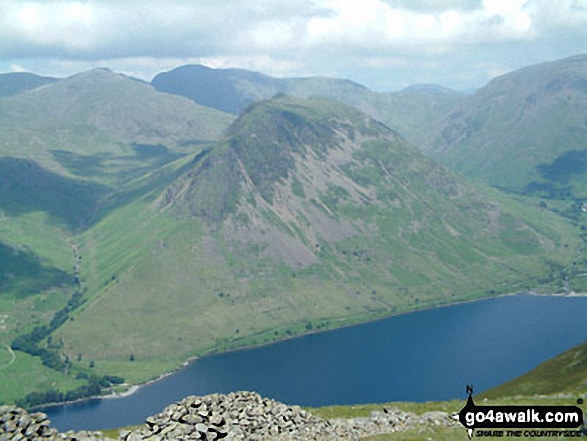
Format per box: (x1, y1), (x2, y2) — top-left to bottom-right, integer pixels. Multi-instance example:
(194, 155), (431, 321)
(44, 294), (587, 431)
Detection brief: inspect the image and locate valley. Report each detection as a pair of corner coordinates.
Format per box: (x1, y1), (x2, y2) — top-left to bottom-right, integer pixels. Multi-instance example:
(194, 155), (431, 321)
(0, 55), (586, 420)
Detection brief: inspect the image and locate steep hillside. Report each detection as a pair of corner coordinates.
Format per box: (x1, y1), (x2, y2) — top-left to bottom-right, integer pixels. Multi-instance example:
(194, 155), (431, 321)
(151, 65), (463, 146)
(0, 68), (234, 187)
(0, 70), (235, 401)
(481, 339), (587, 399)
(51, 96), (586, 386)
(0, 68), (235, 231)
(424, 54), (587, 198)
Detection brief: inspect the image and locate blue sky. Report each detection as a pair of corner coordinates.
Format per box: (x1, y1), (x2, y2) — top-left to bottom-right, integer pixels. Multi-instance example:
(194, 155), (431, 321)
(1, 0), (587, 91)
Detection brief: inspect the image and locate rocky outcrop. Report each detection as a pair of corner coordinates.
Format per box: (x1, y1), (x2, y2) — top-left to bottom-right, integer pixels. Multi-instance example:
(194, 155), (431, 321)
(0, 405), (107, 440)
(1, 392), (459, 440)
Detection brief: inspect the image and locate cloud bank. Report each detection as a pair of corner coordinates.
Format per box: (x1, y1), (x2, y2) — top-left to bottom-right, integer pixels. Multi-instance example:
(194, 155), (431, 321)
(1, 0), (587, 90)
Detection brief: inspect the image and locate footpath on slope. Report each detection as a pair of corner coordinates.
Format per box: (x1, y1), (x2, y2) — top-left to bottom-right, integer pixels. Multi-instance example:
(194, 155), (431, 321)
(0, 391), (458, 440)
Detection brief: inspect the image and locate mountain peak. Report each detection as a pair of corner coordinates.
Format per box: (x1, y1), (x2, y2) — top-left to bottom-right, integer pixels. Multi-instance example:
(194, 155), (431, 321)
(161, 95), (396, 223)
(65, 67), (131, 84)
(399, 84), (458, 95)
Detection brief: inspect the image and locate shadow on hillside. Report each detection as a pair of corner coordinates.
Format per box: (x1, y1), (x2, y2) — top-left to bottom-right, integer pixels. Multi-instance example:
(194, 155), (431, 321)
(51, 143), (185, 182)
(0, 157), (109, 230)
(0, 241), (70, 298)
(536, 149), (587, 184)
(0, 146), (209, 231)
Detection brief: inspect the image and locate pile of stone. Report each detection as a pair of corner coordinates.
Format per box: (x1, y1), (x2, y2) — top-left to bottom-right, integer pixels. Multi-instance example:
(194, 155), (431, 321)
(120, 391), (334, 440)
(0, 405), (106, 441)
(121, 391), (457, 440)
(327, 407), (458, 439)
(1, 392), (458, 440)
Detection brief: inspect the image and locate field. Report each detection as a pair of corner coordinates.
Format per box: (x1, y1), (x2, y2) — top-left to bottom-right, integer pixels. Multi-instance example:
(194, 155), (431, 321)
(0, 350), (84, 405)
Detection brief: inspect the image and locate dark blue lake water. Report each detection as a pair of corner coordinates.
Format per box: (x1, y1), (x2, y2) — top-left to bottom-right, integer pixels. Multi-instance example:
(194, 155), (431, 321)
(44, 294), (587, 431)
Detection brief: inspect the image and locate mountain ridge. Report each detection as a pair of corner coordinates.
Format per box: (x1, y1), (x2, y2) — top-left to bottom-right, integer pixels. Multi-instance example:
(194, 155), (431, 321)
(0, 72), (57, 98)
(423, 53), (587, 197)
(151, 64), (464, 146)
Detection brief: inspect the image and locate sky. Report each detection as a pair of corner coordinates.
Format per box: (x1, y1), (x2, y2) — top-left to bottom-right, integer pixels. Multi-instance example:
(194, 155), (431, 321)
(1, 0), (587, 92)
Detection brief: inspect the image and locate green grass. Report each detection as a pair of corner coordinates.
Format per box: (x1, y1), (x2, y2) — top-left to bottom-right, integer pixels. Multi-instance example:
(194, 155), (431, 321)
(425, 54), (587, 201)
(0, 241), (70, 298)
(481, 340), (587, 399)
(0, 346), (13, 367)
(95, 394), (585, 440)
(32, 291), (68, 313)
(0, 211), (73, 271)
(0, 211), (76, 344)
(44, 96), (587, 395)
(3, 94), (587, 407)
(0, 69), (233, 182)
(0, 350), (85, 404)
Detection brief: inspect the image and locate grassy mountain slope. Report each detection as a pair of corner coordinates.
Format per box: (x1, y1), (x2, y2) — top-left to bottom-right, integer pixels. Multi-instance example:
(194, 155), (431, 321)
(424, 53), (587, 197)
(50, 96), (586, 386)
(0, 72), (56, 98)
(151, 65), (464, 146)
(481, 339), (587, 399)
(0, 70), (235, 403)
(0, 68), (234, 187)
(0, 67), (234, 284)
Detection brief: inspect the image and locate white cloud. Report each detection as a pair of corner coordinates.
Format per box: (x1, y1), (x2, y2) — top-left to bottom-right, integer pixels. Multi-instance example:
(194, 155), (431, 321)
(0, 0), (586, 89)
(304, 0), (536, 52)
(10, 63), (27, 73)
(0, 0), (542, 59)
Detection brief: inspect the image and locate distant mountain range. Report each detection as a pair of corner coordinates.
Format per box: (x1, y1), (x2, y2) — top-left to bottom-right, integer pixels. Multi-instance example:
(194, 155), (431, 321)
(399, 84), (460, 95)
(151, 64), (369, 115)
(152, 64), (464, 146)
(424, 54), (587, 199)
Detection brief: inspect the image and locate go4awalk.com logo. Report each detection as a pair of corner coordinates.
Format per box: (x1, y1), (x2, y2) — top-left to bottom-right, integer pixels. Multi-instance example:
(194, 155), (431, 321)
(454, 385), (586, 438)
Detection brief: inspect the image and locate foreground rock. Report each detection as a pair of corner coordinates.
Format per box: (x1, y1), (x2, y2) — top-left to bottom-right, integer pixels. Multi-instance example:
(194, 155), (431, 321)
(0, 405), (107, 440)
(1, 392), (459, 440)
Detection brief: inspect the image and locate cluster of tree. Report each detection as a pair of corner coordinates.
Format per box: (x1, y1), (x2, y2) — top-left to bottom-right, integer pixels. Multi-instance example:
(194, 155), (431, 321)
(11, 290), (86, 371)
(15, 375), (124, 409)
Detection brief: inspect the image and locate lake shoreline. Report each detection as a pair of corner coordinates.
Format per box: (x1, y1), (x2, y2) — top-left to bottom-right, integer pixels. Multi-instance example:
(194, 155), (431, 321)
(42, 292), (587, 431)
(39, 290), (585, 412)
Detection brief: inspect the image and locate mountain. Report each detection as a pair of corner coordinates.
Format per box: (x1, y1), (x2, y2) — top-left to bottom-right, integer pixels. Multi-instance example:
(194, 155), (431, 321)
(0, 68), (235, 396)
(0, 68), (235, 232)
(152, 64), (281, 115)
(151, 64), (368, 115)
(0, 72), (56, 98)
(0, 68), (233, 179)
(424, 54), (587, 198)
(45, 96), (585, 387)
(399, 84), (459, 95)
(151, 65), (464, 146)
(481, 339), (587, 398)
